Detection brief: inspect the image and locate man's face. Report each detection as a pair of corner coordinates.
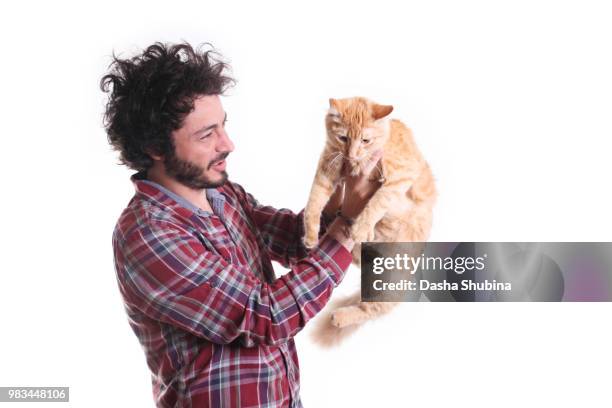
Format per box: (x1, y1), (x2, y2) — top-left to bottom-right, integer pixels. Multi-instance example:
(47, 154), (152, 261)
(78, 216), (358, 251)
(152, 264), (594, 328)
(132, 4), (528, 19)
(164, 94), (234, 189)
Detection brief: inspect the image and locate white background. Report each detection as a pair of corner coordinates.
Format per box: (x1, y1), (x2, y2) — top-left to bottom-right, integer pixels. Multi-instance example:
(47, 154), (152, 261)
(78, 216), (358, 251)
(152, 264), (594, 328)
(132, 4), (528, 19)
(1, 0), (611, 407)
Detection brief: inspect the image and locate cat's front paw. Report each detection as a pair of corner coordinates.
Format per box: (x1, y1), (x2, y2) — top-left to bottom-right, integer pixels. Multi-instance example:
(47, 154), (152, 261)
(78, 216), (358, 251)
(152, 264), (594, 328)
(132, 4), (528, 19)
(331, 306), (360, 328)
(302, 233), (319, 249)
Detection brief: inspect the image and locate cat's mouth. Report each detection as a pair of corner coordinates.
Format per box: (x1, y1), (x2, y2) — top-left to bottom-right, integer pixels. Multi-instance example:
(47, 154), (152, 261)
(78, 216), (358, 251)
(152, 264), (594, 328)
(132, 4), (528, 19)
(347, 159), (363, 176)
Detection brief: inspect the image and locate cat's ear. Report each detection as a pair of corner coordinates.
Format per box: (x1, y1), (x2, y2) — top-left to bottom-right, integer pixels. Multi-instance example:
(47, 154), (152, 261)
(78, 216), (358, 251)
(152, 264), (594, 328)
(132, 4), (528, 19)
(372, 104), (393, 120)
(328, 98), (340, 117)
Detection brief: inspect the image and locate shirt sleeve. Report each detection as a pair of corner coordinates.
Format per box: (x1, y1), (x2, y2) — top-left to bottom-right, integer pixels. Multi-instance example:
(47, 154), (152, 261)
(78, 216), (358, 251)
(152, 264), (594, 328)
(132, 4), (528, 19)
(228, 182), (337, 268)
(114, 219), (352, 348)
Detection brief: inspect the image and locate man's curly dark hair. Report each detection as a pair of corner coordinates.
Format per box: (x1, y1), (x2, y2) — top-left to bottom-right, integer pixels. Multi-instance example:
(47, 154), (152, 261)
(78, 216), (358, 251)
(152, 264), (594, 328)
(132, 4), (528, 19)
(100, 42), (235, 172)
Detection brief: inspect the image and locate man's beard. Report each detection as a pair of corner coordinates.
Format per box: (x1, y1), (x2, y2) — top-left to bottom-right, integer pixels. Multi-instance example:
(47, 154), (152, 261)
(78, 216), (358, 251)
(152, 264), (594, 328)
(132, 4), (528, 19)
(164, 150), (229, 189)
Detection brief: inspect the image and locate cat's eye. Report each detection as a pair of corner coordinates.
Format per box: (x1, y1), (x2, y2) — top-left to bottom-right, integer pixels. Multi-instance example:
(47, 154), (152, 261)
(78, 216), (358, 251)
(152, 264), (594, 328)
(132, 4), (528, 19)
(362, 138), (371, 143)
(338, 136), (348, 142)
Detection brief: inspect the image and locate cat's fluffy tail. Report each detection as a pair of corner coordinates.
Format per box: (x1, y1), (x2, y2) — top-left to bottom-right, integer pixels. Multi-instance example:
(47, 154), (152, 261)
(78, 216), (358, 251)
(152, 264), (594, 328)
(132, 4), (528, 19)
(309, 292), (363, 348)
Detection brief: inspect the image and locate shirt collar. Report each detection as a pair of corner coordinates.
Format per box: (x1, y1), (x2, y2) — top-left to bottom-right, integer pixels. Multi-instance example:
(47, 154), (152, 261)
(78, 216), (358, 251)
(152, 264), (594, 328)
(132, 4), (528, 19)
(131, 172), (225, 217)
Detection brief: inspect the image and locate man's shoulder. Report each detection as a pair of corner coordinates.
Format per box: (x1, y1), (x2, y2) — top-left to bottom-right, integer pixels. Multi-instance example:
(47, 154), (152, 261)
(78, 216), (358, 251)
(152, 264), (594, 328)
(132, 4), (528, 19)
(217, 180), (259, 213)
(218, 179), (247, 201)
(112, 194), (186, 246)
(112, 179), (253, 246)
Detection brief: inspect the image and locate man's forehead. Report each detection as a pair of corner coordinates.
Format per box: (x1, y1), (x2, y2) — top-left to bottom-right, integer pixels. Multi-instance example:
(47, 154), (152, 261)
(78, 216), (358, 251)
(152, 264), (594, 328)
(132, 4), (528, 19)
(191, 94), (223, 116)
(183, 95), (224, 128)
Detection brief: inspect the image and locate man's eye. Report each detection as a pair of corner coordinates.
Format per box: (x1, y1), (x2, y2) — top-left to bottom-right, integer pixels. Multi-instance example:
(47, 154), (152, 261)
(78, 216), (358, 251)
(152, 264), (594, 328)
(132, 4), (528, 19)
(338, 135), (348, 142)
(199, 133), (212, 140)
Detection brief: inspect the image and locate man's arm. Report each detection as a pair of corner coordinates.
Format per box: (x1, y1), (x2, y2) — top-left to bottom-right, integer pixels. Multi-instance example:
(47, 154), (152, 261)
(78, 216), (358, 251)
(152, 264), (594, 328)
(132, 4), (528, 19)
(232, 150), (382, 268)
(113, 219), (352, 348)
(230, 182), (343, 268)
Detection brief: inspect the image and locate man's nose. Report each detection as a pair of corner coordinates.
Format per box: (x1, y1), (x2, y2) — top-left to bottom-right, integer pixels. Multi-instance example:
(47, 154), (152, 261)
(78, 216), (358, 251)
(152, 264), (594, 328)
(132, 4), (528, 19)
(217, 129), (235, 153)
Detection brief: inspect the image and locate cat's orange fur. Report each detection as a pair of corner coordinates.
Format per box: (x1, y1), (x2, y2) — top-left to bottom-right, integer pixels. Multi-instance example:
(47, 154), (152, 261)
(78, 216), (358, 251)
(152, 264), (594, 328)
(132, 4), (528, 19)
(304, 96), (437, 347)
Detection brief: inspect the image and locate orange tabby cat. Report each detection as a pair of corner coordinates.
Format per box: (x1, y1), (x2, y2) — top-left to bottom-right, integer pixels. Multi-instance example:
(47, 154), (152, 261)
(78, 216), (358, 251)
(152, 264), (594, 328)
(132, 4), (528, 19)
(304, 96), (437, 346)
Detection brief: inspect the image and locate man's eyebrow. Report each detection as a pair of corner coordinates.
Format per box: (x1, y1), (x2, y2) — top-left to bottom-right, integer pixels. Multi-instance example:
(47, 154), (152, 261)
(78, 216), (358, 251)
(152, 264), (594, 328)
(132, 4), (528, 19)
(193, 112), (227, 135)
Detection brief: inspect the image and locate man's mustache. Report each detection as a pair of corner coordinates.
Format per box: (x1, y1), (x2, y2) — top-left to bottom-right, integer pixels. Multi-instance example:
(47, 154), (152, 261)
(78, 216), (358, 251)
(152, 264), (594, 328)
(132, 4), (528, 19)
(207, 152), (230, 169)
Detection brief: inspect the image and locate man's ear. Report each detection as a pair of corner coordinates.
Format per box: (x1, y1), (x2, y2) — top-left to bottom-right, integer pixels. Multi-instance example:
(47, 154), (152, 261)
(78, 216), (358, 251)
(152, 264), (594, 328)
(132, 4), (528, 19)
(372, 103), (393, 120)
(146, 149), (163, 161)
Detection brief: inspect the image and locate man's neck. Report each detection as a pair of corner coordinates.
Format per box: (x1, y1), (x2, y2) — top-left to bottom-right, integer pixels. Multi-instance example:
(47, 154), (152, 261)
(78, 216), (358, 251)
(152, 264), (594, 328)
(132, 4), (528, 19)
(146, 168), (213, 213)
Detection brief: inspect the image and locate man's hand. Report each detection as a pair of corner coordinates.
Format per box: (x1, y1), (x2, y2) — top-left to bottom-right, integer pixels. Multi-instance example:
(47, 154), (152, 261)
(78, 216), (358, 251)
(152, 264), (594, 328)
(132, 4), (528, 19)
(322, 150), (384, 219)
(325, 150), (383, 251)
(340, 149), (384, 218)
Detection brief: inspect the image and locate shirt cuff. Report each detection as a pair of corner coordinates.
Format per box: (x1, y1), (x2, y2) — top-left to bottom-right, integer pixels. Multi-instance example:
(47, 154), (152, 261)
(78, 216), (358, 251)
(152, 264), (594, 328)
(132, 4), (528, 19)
(309, 233), (353, 286)
(320, 210), (337, 230)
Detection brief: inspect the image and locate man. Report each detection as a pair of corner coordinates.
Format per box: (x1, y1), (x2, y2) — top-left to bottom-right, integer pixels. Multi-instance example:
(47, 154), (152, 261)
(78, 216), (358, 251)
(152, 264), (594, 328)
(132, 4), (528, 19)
(102, 42), (381, 407)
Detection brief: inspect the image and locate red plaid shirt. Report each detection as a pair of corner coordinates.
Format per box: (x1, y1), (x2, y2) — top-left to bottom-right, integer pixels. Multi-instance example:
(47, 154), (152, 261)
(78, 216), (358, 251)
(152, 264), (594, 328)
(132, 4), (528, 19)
(112, 173), (352, 407)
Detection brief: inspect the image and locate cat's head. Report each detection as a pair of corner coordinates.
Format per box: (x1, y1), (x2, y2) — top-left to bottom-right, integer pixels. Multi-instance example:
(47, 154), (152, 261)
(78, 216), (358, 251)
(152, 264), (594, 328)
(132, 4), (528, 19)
(325, 96), (393, 174)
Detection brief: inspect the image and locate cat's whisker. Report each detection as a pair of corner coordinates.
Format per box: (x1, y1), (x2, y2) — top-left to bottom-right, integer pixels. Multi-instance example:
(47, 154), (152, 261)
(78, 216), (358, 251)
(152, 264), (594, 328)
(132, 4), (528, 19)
(324, 154), (337, 170)
(325, 152), (344, 175)
(372, 160), (386, 182)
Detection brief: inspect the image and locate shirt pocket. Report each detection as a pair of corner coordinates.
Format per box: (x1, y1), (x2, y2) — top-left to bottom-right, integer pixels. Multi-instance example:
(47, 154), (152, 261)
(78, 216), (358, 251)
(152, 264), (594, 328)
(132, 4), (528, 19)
(191, 219), (236, 264)
(191, 221), (262, 283)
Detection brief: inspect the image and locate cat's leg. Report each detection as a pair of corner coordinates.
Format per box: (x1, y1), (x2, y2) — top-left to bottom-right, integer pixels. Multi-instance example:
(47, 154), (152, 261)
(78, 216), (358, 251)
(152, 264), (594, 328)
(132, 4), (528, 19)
(310, 291), (363, 347)
(303, 172), (338, 248)
(331, 296), (401, 328)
